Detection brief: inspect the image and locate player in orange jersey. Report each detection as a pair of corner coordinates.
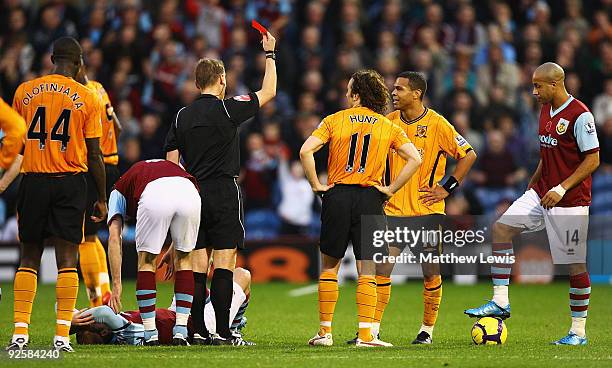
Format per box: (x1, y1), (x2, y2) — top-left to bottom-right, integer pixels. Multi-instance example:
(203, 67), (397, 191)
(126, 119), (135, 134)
(371, 71), (477, 345)
(301, 69), (422, 347)
(0, 98), (26, 172)
(6, 37), (108, 353)
(76, 65), (122, 307)
(0, 98), (27, 191)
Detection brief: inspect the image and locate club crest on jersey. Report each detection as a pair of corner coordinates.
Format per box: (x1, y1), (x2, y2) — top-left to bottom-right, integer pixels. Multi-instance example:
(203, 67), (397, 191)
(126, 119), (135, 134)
(233, 95), (251, 101)
(416, 125), (428, 138)
(556, 118), (569, 135)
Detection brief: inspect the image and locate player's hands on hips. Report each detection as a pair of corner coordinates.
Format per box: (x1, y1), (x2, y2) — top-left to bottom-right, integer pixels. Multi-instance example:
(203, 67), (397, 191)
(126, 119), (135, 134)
(418, 184), (449, 206)
(262, 32), (276, 52)
(109, 286), (122, 314)
(541, 190), (563, 209)
(91, 200), (108, 222)
(312, 183), (332, 195)
(374, 185), (395, 200)
(71, 308), (94, 326)
(159, 248), (175, 280)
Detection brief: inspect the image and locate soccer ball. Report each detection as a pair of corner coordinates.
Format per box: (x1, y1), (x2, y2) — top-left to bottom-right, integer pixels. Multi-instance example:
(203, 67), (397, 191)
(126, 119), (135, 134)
(471, 317), (507, 345)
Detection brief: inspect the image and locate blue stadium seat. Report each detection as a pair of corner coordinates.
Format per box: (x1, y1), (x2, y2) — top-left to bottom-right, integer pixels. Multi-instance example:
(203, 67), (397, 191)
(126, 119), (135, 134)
(244, 209), (281, 240)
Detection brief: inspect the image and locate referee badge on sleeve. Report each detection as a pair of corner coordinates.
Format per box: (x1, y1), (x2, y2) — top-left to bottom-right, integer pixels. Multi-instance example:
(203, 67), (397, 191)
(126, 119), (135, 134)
(233, 95), (252, 101)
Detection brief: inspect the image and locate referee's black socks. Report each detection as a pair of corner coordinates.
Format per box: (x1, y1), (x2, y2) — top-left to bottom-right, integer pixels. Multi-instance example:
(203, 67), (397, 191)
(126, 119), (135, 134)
(192, 272), (209, 337)
(211, 268), (234, 338)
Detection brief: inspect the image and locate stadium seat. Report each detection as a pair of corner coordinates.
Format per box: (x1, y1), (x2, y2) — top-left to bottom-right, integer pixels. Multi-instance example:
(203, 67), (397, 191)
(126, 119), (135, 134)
(245, 209), (281, 240)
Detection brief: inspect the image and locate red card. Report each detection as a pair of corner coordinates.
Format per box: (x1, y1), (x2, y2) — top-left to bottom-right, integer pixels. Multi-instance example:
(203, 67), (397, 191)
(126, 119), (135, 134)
(251, 19), (268, 35)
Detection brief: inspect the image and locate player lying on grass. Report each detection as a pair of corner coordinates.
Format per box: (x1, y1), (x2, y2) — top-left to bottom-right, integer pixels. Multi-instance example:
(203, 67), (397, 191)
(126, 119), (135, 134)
(70, 268), (253, 345)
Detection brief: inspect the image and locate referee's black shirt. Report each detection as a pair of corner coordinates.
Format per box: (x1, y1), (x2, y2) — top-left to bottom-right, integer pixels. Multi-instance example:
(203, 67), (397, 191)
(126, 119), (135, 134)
(164, 92), (259, 181)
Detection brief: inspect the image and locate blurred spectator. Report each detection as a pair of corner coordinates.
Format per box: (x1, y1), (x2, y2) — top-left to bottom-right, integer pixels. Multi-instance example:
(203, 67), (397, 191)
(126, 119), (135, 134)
(475, 44), (520, 107)
(277, 151), (314, 235)
(138, 114), (165, 160)
(452, 111), (483, 155)
(593, 79), (612, 126)
(471, 130), (527, 212)
(119, 137), (141, 174)
(405, 2), (454, 50)
(452, 3), (486, 50)
(31, 5), (78, 56)
(241, 133), (277, 210)
(600, 118), (612, 168)
(557, 0), (589, 39)
(196, 0), (228, 50)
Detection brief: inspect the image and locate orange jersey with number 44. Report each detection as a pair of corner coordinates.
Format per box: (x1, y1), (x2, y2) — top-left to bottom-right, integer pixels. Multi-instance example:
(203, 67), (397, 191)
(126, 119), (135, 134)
(12, 74), (102, 173)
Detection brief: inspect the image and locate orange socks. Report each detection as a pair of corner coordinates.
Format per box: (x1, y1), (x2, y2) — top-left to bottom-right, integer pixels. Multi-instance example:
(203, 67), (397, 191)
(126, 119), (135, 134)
(13, 267), (38, 338)
(318, 271), (338, 335)
(423, 276), (442, 329)
(94, 237), (111, 298)
(56, 268), (79, 338)
(374, 275), (391, 328)
(356, 275), (377, 341)
(79, 241), (101, 306)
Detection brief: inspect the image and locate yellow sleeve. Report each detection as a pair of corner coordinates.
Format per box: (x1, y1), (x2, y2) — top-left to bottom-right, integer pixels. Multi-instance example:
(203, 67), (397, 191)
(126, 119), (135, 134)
(438, 117), (472, 160)
(311, 115), (333, 143)
(84, 92), (103, 139)
(0, 98), (26, 169)
(390, 123), (411, 150)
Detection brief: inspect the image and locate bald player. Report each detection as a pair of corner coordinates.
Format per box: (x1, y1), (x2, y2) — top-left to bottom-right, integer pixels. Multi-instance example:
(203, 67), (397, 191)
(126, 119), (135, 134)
(465, 63), (600, 346)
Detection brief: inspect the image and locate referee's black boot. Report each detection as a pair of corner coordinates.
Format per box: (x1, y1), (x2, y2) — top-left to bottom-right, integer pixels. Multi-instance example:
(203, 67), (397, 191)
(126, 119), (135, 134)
(191, 332), (213, 345)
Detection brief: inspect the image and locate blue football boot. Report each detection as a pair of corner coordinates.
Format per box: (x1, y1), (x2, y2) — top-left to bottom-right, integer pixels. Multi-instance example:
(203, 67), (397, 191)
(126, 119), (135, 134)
(464, 300), (511, 319)
(552, 333), (587, 346)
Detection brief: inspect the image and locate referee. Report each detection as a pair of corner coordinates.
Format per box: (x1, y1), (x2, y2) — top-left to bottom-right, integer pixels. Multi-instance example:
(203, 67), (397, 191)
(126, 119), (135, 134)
(165, 31), (277, 346)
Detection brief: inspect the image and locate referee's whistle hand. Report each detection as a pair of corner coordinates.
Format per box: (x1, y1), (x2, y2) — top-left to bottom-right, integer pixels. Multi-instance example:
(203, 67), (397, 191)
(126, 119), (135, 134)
(91, 200), (108, 223)
(262, 32), (276, 51)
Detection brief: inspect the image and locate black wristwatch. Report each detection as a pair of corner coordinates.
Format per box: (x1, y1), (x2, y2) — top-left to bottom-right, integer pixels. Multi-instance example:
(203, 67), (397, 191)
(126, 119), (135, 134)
(265, 51), (276, 60)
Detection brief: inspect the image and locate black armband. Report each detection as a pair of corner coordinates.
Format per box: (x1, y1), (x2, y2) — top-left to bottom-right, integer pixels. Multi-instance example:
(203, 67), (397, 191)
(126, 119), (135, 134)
(265, 51), (276, 60)
(441, 176), (459, 194)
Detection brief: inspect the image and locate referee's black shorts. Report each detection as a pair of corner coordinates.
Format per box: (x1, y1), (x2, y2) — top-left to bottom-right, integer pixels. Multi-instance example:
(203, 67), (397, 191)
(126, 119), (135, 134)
(319, 184), (387, 261)
(195, 177), (245, 250)
(17, 173), (87, 245)
(84, 164), (121, 236)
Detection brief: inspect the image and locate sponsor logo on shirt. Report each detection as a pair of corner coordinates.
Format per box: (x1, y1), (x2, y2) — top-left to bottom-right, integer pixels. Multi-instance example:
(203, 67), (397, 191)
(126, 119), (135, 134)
(539, 134), (558, 147)
(556, 118), (569, 135)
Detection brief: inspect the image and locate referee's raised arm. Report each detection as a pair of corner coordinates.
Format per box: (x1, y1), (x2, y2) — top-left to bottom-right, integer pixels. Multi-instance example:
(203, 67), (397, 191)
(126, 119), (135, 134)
(254, 32), (277, 106)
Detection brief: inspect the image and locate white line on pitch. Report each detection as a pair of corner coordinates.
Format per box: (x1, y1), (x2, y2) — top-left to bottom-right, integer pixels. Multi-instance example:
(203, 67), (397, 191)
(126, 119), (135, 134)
(288, 284), (318, 297)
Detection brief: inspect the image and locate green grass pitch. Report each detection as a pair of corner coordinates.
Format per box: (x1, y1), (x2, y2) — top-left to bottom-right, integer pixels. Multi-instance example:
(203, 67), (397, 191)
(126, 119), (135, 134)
(1, 281), (611, 367)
